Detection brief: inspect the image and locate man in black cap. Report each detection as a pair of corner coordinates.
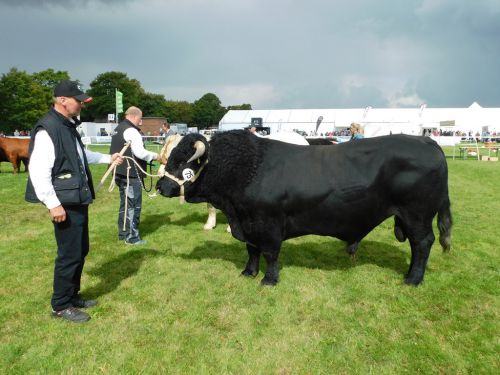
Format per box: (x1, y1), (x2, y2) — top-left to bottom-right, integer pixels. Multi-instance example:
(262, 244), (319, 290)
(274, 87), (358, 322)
(25, 80), (124, 323)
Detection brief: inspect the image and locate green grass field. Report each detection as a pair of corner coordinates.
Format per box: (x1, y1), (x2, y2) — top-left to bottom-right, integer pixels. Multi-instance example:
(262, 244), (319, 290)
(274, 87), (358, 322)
(0, 146), (498, 374)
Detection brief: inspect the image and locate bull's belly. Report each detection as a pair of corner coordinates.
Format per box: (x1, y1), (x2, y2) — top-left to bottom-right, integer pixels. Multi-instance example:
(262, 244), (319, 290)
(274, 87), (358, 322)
(284, 207), (393, 242)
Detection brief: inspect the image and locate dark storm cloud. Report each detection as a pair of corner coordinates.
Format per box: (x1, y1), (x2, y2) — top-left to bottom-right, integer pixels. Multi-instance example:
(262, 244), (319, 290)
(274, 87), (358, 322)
(0, 0), (128, 7)
(0, 0), (499, 108)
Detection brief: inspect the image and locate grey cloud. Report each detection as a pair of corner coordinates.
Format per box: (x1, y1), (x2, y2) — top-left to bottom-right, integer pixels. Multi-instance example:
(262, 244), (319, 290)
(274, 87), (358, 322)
(0, 0), (131, 8)
(0, 0), (499, 108)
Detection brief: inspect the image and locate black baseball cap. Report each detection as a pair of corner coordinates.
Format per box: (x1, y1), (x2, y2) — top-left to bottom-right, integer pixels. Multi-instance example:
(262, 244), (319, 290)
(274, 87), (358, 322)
(54, 80), (92, 103)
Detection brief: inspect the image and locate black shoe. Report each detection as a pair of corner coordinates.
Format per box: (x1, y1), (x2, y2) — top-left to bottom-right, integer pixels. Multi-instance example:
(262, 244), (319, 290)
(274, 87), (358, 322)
(52, 306), (90, 323)
(71, 296), (97, 308)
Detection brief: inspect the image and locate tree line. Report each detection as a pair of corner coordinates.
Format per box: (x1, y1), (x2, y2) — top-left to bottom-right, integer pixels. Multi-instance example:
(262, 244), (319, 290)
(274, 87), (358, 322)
(0, 68), (252, 133)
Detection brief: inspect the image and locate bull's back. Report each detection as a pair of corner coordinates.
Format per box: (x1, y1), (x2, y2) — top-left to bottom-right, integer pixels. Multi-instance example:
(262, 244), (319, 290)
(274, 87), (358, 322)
(0, 138), (30, 157)
(254, 135), (444, 202)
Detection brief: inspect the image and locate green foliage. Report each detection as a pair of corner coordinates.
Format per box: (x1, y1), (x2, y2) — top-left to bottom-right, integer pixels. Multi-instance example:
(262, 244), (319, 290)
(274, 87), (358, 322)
(0, 68), (52, 133)
(227, 103), (252, 110)
(0, 154), (498, 374)
(138, 91), (167, 117)
(84, 71), (143, 122)
(0, 67), (253, 129)
(192, 93), (226, 128)
(31, 68), (70, 91)
(163, 100), (193, 124)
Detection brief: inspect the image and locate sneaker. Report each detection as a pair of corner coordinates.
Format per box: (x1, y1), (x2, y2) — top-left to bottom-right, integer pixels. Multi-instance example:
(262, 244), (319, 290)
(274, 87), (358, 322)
(52, 306), (90, 323)
(125, 239), (147, 245)
(71, 296), (97, 308)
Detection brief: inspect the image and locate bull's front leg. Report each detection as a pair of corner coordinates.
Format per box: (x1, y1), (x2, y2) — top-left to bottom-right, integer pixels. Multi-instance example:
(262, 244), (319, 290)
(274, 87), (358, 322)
(12, 157), (20, 174)
(261, 247), (281, 286)
(241, 243), (260, 277)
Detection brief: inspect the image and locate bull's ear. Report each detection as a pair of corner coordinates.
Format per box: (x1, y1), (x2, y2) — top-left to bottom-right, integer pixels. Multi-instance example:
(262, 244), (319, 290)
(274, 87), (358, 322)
(187, 141), (206, 163)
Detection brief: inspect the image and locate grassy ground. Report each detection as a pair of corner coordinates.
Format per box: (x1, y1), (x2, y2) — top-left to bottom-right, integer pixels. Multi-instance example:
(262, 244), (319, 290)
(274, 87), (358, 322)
(0, 146), (498, 374)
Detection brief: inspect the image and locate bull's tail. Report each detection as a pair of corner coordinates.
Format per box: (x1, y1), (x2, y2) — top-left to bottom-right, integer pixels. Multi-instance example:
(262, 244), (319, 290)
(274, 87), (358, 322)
(437, 196), (452, 252)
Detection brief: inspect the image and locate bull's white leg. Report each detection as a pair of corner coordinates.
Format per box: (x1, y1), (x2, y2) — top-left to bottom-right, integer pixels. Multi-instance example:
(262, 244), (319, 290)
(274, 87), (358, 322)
(204, 203), (217, 230)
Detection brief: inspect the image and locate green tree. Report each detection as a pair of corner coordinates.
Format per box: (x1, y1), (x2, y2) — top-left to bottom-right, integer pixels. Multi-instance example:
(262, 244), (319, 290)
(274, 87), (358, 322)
(32, 68), (70, 91)
(31, 68), (71, 112)
(84, 71), (143, 122)
(139, 91), (166, 117)
(191, 93), (225, 129)
(163, 100), (193, 124)
(227, 104), (252, 110)
(0, 68), (49, 133)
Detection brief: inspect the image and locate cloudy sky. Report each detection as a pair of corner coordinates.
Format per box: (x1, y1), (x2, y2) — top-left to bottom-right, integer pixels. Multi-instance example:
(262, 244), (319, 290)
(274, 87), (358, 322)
(1, 0), (499, 109)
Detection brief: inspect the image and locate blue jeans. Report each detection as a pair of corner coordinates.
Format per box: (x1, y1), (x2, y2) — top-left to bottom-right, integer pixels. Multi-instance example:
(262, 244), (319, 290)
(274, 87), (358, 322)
(116, 176), (143, 244)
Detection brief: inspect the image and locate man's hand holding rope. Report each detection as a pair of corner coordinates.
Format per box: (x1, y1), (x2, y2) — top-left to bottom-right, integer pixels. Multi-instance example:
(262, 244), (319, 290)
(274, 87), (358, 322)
(49, 152), (124, 223)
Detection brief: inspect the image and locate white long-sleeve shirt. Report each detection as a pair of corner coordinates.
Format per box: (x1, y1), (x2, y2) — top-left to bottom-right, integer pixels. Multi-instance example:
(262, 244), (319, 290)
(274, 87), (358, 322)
(123, 127), (157, 162)
(29, 130), (111, 209)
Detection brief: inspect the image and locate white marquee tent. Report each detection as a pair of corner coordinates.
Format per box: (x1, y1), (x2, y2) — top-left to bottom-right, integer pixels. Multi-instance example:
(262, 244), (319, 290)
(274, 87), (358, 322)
(219, 103), (500, 140)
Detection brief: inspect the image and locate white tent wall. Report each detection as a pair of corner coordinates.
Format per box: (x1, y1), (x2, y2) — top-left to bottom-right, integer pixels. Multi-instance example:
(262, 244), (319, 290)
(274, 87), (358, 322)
(78, 122), (118, 138)
(219, 104), (500, 137)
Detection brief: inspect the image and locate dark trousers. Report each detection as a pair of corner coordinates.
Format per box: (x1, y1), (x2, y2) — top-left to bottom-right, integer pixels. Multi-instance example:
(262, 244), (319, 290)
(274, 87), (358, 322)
(116, 176), (143, 243)
(51, 205), (89, 311)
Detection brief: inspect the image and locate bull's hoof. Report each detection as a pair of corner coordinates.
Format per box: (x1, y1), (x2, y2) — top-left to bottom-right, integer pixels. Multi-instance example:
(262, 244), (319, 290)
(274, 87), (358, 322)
(203, 223), (215, 230)
(404, 276), (423, 286)
(439, 236), (451, 252)
(346, 242), (358, 256)
(260, 276), (278, 286)
(241, 269), (258, 278)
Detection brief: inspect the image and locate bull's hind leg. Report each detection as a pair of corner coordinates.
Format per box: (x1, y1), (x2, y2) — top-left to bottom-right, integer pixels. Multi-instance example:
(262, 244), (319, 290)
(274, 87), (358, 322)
(203, 203), (217, 230)
(405, 224), (435, 286)
(241, 243), (260, 278)
(346, 241), (359, 257)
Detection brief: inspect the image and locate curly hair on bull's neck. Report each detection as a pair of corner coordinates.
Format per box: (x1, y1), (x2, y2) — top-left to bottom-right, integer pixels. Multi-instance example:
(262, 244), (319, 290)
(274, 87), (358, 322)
(207, 130), (262, 190)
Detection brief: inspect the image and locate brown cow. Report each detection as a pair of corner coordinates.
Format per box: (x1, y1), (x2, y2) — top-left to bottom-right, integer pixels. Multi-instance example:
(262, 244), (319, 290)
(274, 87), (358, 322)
(0, 137), (30, 174)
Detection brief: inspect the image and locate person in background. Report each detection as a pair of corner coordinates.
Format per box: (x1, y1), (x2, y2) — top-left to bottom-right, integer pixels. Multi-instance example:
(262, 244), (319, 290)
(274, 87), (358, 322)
(349, 123), (364, 140)
(162, 122), (175, 140)
(246, 125), (262, 137)
(25, 80), (124, 323)
(110, 106), (159, 245)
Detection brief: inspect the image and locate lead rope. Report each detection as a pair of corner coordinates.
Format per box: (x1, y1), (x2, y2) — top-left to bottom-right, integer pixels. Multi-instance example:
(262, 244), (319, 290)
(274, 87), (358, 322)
(107, 156), (164, 231)
(108, 157), (133, 231)
(103, 154), (208, 231)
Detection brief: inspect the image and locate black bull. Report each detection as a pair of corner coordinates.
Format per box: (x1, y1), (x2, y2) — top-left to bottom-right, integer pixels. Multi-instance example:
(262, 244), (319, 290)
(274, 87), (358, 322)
(156, 130), (452, 286)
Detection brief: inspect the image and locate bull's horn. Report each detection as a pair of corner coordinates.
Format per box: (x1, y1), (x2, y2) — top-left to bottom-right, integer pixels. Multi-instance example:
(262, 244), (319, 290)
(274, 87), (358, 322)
(186, 141), (206, 163)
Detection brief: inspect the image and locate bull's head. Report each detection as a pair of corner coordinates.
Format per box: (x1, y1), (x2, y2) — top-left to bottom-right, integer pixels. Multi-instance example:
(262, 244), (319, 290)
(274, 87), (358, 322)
(156, 133), (209, 198)
(157, 134), (183, 176)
